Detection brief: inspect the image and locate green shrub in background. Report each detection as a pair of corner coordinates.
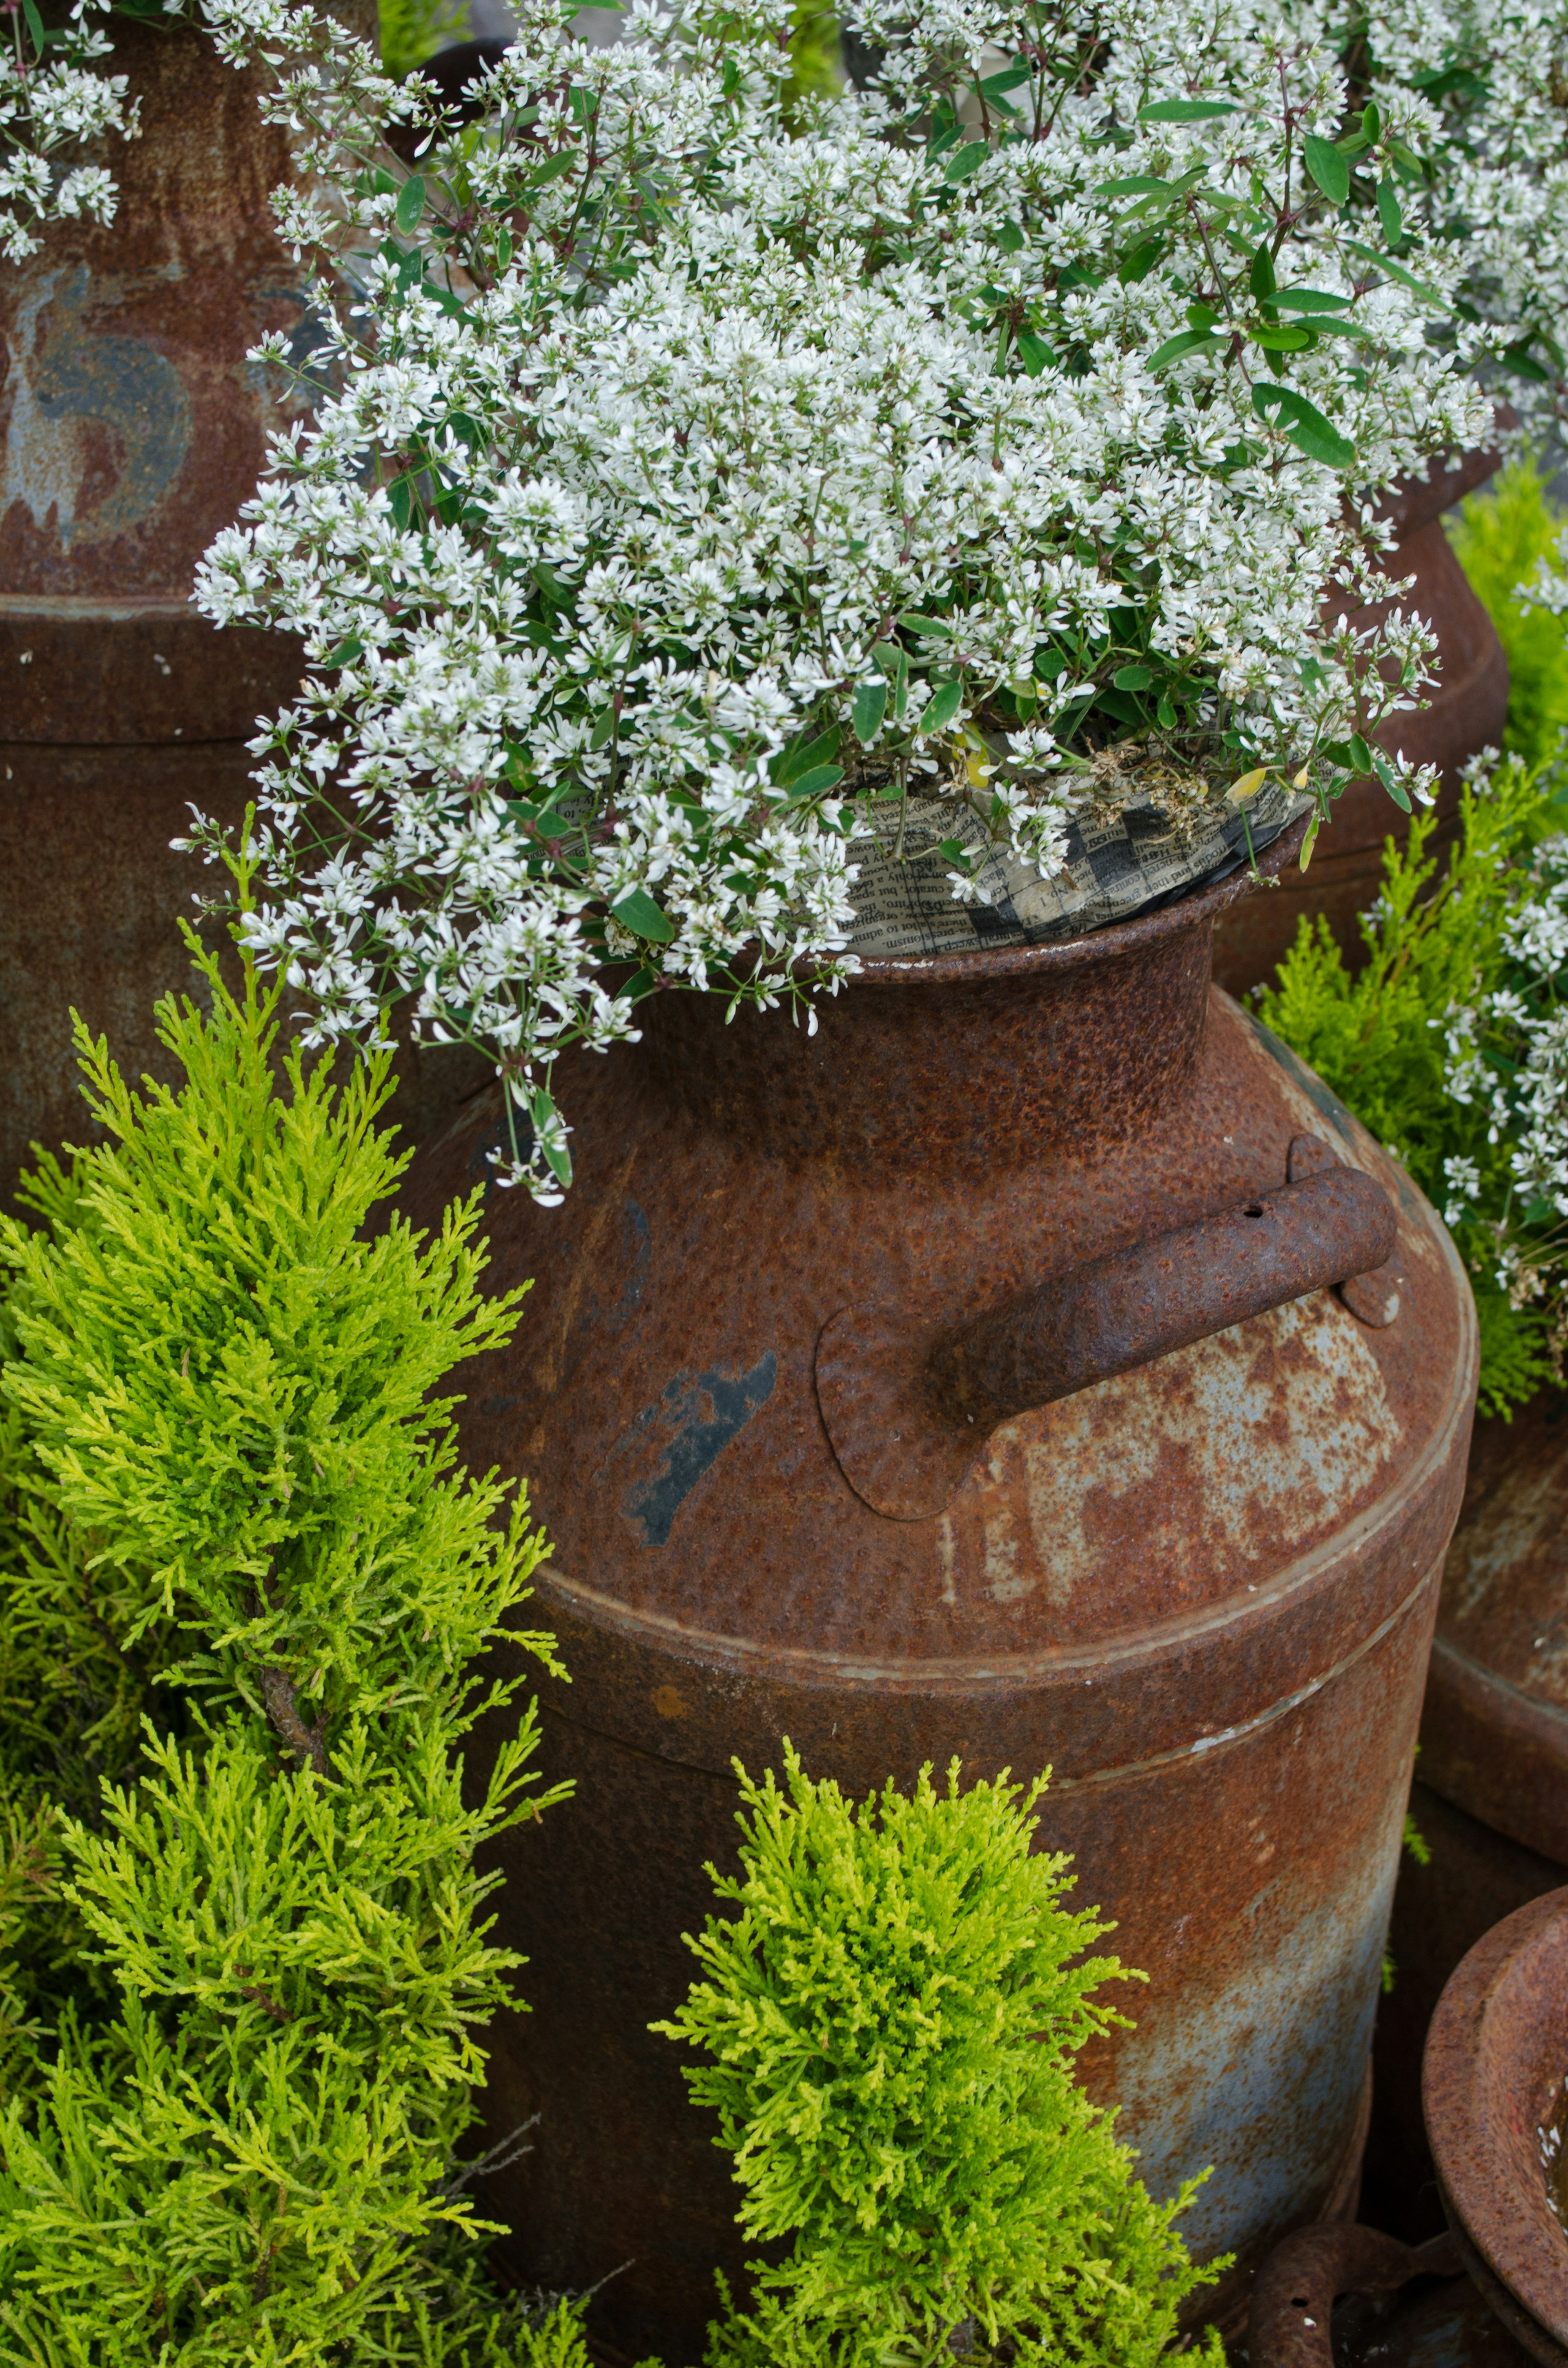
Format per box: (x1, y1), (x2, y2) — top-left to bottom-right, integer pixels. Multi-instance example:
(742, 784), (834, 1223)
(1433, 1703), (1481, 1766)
(0, 861), (570, 2366)
(379, 0), (466, 78)
(657, 1748), (1221, 2368)
(377, 0), (843, 97)
(1450, 457), (1568, 769)
(1257, 753), (1568, 1419)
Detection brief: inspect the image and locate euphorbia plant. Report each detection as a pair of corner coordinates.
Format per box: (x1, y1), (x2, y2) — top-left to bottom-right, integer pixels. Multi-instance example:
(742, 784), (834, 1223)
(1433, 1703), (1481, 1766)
(165, 0), (1552, 1198)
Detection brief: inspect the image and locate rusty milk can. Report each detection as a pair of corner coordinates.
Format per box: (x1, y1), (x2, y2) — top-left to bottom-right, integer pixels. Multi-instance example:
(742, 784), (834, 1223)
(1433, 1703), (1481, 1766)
(1363, 1397), (1568, 2241)
(0, 15), (315, 1193)
(403, 840), (1478, 2364)
(1212, 446), (1510, 997)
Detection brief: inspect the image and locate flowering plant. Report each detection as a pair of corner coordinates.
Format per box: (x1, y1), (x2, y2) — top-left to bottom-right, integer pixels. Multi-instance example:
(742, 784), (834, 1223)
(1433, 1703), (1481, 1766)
(1, 0), (138, 261)
(1259, 750), (1568, 1416)
(166, 0), (1546, 1195)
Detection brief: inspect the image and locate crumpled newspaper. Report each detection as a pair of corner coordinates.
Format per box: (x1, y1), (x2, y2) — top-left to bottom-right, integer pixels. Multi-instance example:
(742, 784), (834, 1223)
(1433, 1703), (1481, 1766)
(844, 772), (1311, 959)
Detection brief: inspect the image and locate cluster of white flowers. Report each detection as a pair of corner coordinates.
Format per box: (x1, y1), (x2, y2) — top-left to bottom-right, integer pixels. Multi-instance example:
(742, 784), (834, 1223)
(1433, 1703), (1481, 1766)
(0, 0), (140, 261)
(1438, 834), (1568, 1310)
(168, 0), (1561, 1194)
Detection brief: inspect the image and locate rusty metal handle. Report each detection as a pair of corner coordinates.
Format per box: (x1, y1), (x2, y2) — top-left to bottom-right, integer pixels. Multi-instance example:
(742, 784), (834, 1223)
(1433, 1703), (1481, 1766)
(815, 1144), (1399, 1523)
(1248, 2222), (1461, 2366)
(931, 1166), (1396, 1430)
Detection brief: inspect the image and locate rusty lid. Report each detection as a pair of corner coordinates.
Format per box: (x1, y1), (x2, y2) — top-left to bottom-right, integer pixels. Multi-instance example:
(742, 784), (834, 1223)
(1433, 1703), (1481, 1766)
(1424, 1397), (1568, 1866)
(1425, 1886), (1568, 2365)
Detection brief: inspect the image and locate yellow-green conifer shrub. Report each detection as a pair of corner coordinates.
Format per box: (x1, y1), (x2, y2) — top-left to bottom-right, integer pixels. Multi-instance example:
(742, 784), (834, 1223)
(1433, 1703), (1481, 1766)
(657, 1748), (1224, 2368)
(0, 872), (568, 2366)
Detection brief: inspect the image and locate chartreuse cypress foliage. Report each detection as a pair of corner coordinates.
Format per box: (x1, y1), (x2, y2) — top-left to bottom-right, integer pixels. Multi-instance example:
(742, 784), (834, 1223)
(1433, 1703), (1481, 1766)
(655, 1747), (1224, 2368)
(0, 865), (570, 2366)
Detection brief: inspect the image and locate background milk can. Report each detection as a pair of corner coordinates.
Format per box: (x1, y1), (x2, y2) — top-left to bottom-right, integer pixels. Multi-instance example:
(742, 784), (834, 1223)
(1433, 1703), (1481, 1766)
(402, 845), (1477, 2364)
(0, 16), (308, 1195)
(1363, 1396), (1568, 2241)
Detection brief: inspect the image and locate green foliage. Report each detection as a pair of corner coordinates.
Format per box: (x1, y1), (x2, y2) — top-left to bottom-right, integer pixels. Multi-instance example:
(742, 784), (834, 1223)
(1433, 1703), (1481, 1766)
(657, 1746), (1223, 2368)
(0, 870), (566, 2366)
(1450, 458), (1568, 770)
(1255, 753), (1568, 1417)
(378, 0), (465, 80)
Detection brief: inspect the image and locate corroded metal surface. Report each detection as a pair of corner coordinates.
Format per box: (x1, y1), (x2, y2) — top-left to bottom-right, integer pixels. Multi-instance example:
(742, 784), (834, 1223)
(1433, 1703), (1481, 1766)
(819, 1157), (1398, 1522)
(403, 839), (1477, 2364)
(0, 19), (319, 1191)
(1426, 1888), (1568, 2367)
(1212, 448), (1510, 997)
(1423, 1396), (1568, 1866)
(1244, 2219), (1537, 2366)
(1365, 1782), (1567, 2250)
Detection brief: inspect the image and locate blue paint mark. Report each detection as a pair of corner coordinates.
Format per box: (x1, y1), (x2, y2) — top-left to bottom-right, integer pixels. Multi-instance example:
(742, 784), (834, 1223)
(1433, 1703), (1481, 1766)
(612, 1353), (778, 1546)
(33, 267), (193, 548)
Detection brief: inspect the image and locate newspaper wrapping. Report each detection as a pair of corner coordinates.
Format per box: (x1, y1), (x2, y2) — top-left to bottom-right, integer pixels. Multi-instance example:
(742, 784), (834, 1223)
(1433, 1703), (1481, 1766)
(843, 777), (1312, 960)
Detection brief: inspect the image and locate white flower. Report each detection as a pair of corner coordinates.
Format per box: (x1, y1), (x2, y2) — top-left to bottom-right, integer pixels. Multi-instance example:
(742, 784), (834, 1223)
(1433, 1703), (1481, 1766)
(172, 0), (1568, 1197)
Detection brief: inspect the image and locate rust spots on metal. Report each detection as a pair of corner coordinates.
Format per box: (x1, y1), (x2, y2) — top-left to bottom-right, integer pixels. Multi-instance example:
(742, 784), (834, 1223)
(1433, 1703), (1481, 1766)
(1422, 1396), (1568, 1868)
(817, 1157), (1396, 1523)
(1248, 2221), (1464, 2366)
(1425, 1887), (1568, 2365)
(403, 813), (1477, 2363)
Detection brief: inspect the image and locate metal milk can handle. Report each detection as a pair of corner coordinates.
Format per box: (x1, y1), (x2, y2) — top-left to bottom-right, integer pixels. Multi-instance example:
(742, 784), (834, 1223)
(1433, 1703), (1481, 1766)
(815, 1136), (1401, 1523)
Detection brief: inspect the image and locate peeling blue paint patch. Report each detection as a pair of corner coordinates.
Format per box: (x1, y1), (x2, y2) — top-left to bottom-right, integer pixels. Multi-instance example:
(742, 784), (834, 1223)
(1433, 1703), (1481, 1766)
(610, 1353), (777, 1546)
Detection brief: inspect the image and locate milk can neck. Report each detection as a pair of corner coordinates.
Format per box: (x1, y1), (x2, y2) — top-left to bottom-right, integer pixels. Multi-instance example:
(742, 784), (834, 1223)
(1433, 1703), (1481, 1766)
(643, 911), (1215, 1171)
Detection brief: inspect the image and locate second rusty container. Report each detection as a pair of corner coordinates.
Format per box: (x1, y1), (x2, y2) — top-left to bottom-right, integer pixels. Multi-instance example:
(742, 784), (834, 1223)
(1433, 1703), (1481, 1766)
(405, 845), (1478, 2364)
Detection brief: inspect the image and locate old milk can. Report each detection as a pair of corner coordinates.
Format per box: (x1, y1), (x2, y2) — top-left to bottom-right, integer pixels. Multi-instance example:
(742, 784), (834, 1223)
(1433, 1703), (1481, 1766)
(0, 15), (312, 1193)
(1364, 1396), (1568, 2241)
(403, 843), (1478, 2363)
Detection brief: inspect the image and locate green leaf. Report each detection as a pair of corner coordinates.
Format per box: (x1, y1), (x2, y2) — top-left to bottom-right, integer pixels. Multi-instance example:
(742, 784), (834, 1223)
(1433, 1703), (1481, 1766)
(1015, 331), (1054, 377)
(993, 218), (1025, 253)
(495, 226), (514, 270)
(945, 141), (989, 183)
(588, 707), (617, 751)
(979, 61), (1033, 95)
(1114, 664), (1154, 691)
(1303, 134), (1350, 205)
(1298, 810), (1321, 872)
(1252, 323), (1316, 351)
(528, 147), (577, 187)
(897, 613), (952, 639)
(394, 174), (426, 234)
(1137, 97), (1240, 121)
(20, 0), (46, 51)
(1376, 176), (1404, 245)
(1098, 174), (1175, 196)
(530, 1087), (573, 1186)
(1370, 746), (1412, 811)
(915, 680), (964, 734)
(1250, 381), (1355, 469)
(1344, 238), (1449, 307)
(611, 887), (675, 942)
(1347, 733), (1375, 774)
(1118, 239), (1165, 283)
(774, 725), (841, 785)
(1147, 327), (1221, 371)
(1249, 242), (1277, 301)
(1361, 99), (1383, 142)
(1271, 287), (1353, 312)
(782, 763), (845, 803)
(853, 680), (888, 743)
